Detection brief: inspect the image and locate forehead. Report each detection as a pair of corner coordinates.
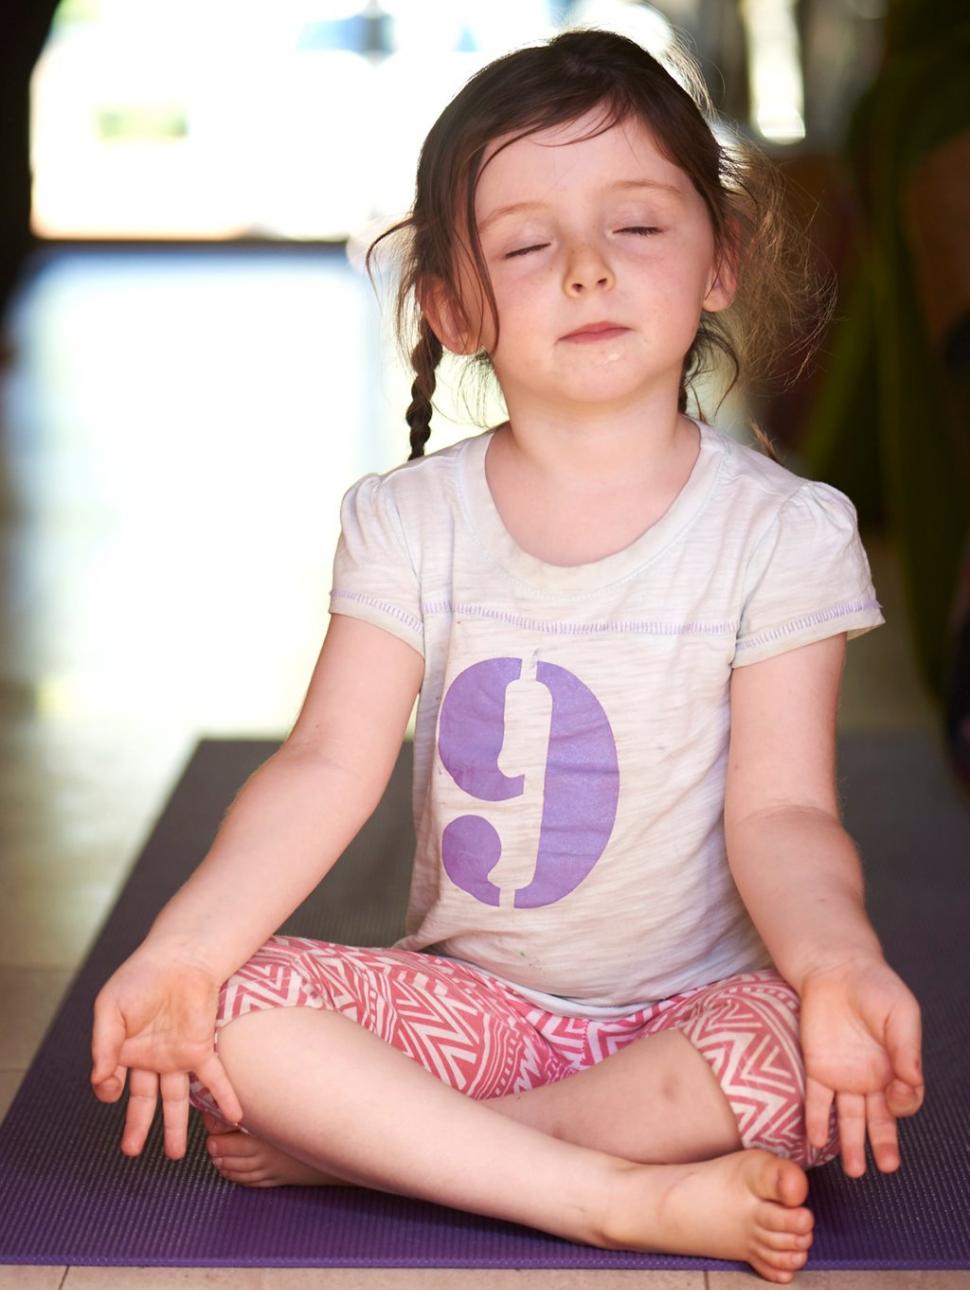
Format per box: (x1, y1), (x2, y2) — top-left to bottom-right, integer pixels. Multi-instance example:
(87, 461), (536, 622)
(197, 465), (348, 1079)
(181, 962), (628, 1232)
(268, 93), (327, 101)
(475, 109), (687, 212)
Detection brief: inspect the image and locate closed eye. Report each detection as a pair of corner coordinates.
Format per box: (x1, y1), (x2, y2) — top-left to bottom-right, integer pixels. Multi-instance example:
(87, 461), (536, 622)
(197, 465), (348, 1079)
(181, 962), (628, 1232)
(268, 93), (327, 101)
(504, 227), (662, 258)
(505, 243), (549, 259)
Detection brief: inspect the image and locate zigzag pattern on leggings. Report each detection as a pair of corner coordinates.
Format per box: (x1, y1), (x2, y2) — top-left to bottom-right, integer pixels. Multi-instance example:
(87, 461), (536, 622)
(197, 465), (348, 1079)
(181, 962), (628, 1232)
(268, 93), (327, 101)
(513, 970), (838, 1167)
(189, 939), (839, 1168)
(667, 975), (837, 1165)
(523, 989), (699, 1070)
(211, 936), (563, 1101)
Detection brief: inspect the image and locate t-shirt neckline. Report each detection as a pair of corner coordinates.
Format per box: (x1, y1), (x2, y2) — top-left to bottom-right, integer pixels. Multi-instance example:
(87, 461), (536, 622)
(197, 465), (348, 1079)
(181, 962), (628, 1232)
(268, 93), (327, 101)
(459, 415), (724, 594)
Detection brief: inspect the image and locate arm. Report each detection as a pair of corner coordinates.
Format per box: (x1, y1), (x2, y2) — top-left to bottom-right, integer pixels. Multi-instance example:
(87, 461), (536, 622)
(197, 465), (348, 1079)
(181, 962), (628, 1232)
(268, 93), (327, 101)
(91, 611), (424, 1156)
(724, 633), (923, 1174)
(146, 612), (425, 981)
(722, 810), (882, 990)
(725, 808), (883, 996)
(146, 747), (396, 984)
(724, 633), (881, 989)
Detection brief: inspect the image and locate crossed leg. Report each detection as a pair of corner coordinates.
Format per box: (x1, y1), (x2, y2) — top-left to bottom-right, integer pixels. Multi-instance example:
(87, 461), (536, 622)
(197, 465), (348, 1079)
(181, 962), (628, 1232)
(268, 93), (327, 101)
(201, 1003), (816, 1283)
(190, 939), (825, 1279)
(204, 1025), (743, 1179)
(196, 937), (755, 1187)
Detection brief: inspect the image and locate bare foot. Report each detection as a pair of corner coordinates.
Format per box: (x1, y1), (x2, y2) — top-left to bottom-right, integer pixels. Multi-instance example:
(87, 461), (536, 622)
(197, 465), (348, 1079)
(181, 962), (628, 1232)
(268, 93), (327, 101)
(601, 1147), (815, 1284)
(202, 1112), (352, 1188)
(202, 1107), (812, 1280)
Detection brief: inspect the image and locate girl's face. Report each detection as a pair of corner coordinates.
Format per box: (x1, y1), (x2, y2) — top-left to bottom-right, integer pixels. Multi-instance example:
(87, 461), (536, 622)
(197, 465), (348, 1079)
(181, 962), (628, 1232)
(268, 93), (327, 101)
(436, 107), (735, 418)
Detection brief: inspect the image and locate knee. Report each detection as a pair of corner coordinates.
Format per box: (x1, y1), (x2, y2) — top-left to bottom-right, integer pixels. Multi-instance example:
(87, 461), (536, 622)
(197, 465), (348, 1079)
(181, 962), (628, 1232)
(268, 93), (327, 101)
(213, 934), (326, 1030)
(188, 935), (324, 1116)
(675, 973), (840, 1169)
(742, 1102), (840, 1170)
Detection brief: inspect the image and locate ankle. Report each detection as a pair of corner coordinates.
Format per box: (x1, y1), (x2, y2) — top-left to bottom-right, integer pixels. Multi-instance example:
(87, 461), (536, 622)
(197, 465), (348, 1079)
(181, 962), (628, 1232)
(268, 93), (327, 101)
(589, 1158), (646, 1250)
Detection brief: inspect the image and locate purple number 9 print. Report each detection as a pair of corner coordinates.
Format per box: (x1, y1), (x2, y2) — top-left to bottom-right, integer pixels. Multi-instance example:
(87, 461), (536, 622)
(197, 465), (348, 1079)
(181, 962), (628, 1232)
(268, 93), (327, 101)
(438, 656), (619, 908)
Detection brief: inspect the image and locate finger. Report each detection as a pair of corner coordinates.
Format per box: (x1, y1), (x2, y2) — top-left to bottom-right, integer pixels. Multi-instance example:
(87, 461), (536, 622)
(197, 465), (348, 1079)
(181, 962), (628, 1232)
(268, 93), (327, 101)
(837, 1090), (868, 1177)
(886, 1077), (924, 1118)
(804, 1075), (835, 1149)
(160, 1071), (191, 1160)
(194, 1052), (244, 1127)
(92, 1062), (128, 1103)
(865, 1090), (900, 1173)
(91, 1000), (127, 1088)
(122, 1068), (159, 1157)
(885, 996), (923, 1089)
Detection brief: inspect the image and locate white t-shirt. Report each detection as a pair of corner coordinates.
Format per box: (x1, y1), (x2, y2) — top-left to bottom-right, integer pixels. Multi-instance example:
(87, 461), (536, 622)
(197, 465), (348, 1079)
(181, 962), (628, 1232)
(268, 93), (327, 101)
(328, 417), (885, 1018)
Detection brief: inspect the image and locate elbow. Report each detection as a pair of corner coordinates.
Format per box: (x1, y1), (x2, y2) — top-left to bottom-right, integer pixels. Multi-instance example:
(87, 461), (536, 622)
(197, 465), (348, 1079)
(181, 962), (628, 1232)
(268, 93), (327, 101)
(725, 803), (863, 883)
(725, 800), (842, 835)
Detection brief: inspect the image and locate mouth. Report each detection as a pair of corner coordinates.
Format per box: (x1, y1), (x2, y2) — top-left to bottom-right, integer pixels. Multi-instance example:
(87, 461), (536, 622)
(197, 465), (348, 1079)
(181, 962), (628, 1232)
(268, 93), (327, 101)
(561, 322), (630, 342)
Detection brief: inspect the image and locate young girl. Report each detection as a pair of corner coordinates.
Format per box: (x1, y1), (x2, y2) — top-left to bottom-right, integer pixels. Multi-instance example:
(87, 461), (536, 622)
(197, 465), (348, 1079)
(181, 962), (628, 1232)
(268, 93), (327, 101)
(90, 28), (925, 1283)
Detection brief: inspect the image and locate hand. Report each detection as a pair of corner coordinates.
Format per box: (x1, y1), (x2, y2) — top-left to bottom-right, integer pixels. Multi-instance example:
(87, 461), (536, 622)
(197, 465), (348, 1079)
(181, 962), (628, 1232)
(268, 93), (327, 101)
(91, 944), (243, 1160)
(798, 955), (924, 1177)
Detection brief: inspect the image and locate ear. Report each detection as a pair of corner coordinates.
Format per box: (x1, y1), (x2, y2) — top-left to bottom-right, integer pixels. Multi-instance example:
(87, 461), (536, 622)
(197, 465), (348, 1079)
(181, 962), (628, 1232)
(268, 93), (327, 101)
(703, 218), (741, 313)
(419, 276), (477, 355)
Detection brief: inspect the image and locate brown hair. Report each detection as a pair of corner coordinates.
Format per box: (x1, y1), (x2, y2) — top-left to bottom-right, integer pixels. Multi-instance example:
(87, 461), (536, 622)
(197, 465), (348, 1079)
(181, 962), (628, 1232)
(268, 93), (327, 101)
(365, 26), (835, 463)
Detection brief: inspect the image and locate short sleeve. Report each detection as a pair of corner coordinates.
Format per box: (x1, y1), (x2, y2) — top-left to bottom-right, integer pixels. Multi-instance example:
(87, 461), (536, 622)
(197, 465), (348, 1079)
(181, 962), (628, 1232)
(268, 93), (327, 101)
(732, 480), (885, 667)
(328, 472), (424, 656)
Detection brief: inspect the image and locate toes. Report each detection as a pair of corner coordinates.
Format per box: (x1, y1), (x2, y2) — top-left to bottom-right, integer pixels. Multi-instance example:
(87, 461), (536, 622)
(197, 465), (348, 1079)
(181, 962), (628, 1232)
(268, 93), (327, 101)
(758, 1228), (813, 1252)
(759, 1201), (814, 1237)
(206, 1145), (257, 1176)
(210, 1158), (272, 1187)
(749, 1254), (797, 1284)
(752, 1245), (809, 1278)
(207, 1131), (253, 1158)
(202, 1111), (236, 1134)
(748, 1150), (809, 1208)
(212, 1153), (263, 1175)
(774, 1158), (809, 1208)
(206, 1138), (227, 1163)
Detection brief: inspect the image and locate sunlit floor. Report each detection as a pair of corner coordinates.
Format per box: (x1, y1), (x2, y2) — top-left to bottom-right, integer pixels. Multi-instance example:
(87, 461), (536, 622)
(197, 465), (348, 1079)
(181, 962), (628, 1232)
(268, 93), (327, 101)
(0, 248), (962, 1290)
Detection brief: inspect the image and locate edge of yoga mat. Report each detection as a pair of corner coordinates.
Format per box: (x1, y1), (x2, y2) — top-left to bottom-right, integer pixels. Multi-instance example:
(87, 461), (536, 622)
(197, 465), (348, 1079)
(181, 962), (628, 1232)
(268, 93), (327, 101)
(1, 732), (968, 1269)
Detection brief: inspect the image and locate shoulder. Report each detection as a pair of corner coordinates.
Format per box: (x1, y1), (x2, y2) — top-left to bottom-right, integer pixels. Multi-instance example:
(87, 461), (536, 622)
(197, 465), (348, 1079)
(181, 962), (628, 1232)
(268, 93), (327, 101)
(336, 433), (483, 578)
(710, 423), (812, 504)
(714, 441), (853, 820)
(344, 432), (477, 515)
(704, 422), (861, 542)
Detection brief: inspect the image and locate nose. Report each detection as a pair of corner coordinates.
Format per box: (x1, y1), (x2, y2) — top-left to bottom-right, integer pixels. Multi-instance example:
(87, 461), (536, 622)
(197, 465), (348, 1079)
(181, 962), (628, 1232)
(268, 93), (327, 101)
(564, 240), (615, 295)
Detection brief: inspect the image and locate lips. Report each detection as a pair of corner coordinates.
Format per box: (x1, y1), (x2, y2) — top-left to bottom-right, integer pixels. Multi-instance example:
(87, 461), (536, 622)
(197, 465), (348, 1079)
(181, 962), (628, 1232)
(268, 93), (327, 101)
(562, 321), (629, 339)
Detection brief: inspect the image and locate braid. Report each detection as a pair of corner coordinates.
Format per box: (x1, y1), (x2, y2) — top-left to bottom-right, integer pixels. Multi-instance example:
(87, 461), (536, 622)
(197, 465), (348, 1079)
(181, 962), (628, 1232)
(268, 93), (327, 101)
(405, 319), (443, 460)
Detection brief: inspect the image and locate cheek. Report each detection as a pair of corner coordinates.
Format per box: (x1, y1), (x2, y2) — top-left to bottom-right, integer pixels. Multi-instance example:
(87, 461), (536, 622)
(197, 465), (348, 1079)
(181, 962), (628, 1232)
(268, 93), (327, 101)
(488, 276), (546, 347)
(642, 259), (710, 331)
(494, 267), (544, 306)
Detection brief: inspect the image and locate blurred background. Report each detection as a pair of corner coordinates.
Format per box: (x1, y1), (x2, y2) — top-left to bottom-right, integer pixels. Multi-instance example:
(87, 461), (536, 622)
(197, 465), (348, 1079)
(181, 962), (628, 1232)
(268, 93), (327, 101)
(1, 0), (968, 1137)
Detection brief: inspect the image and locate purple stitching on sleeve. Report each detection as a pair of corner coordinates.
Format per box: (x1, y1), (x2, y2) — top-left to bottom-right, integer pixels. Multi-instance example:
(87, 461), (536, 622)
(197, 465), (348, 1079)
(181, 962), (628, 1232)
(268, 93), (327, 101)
(330, 589), (422, 635)
(734, 597), (882, 653)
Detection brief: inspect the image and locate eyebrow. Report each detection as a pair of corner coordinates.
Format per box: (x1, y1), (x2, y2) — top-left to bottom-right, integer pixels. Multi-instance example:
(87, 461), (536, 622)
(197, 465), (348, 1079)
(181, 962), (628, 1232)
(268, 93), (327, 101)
(479, 179), (684, 231)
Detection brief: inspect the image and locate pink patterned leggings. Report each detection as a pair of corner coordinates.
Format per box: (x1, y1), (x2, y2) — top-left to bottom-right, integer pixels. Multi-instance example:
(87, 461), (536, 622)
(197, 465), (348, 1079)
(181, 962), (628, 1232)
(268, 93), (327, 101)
(188, 935), (840, 1170)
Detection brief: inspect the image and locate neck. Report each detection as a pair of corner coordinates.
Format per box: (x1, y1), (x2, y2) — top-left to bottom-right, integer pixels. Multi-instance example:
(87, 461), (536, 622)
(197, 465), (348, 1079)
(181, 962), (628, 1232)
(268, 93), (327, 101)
(492, 392), (695, 492)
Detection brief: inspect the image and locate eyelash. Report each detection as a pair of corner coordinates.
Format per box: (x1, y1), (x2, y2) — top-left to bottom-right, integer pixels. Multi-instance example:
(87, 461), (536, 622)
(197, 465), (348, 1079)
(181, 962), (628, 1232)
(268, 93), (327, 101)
(504, 227), (662, 259)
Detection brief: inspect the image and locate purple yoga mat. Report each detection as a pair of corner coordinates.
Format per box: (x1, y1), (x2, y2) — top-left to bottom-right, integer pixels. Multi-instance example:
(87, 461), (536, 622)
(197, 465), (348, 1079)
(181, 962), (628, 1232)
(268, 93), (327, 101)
(0, 731), (968, 1268)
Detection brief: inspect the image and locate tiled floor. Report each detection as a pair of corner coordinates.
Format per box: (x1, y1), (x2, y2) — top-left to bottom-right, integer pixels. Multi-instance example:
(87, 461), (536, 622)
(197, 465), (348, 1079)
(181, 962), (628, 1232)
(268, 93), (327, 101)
(0, 249), (964, 1288)
(4, 1273), (970, 1290)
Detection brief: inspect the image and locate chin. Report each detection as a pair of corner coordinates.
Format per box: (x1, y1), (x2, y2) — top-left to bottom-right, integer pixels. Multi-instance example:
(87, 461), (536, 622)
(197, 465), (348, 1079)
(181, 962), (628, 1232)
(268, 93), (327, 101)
(559, 372), (657, 404)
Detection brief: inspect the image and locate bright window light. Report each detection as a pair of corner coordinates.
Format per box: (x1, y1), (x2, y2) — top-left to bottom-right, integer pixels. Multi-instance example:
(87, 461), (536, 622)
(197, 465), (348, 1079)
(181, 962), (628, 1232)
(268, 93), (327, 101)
(29, 0), (697, 240)
(740, 0), (806, 143)
(569, 0), (674, 58)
